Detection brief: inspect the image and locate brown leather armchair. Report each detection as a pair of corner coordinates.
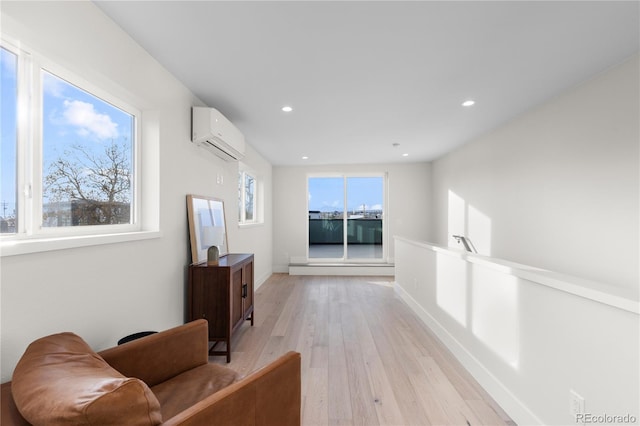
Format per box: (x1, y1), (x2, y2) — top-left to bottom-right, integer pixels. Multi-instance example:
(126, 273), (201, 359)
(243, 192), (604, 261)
(1, 319), (301, 425)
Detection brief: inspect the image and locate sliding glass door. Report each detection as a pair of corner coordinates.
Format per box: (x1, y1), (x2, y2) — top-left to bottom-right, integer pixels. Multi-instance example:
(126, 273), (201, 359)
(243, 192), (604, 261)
(308, 177), (344, 259)
(308, 174), (385, 261)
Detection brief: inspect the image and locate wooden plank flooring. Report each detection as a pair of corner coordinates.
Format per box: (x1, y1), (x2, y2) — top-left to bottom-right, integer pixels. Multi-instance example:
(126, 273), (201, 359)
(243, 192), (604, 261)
(211, 274), (515, 426)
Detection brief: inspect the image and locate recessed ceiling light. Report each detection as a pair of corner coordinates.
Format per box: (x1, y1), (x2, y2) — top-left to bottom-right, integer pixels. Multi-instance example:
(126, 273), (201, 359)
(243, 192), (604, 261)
(282, 106), (293, 112)
(462, 100), (475, 107)
(302, 156), (308, 160)
(402, 153), (409, 157)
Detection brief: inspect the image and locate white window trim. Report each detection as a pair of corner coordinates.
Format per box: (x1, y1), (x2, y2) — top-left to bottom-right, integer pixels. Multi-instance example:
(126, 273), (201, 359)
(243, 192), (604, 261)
(0, 37), (160, 256)
(0, 231), (162, 257)
(238, 222), (263, 229)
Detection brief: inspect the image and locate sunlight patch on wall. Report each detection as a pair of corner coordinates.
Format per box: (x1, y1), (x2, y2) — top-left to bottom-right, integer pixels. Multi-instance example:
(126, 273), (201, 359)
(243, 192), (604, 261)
(471, 266), (520, 368)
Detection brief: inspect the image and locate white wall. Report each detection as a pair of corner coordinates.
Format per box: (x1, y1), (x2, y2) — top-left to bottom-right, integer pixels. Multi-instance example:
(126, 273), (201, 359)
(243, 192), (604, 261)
(272, 162), (431, 271)
(395, 238), (639, 425)
(431, 56), (639, 290)
(0, 1), (272, 381)
(234, 145), (273, 287)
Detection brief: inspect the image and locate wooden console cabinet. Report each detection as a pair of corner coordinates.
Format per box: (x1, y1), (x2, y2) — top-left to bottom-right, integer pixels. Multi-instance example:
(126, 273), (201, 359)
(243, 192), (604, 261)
(187, 253), (254, 362)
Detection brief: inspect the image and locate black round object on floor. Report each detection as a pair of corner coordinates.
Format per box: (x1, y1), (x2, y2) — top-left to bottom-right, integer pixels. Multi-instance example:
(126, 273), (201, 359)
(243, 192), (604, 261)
(117, 331), (157, 345)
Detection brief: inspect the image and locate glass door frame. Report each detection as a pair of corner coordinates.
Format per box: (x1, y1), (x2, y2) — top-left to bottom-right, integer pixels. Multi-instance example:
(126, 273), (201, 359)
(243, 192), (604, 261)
(306, 172), (388, 263)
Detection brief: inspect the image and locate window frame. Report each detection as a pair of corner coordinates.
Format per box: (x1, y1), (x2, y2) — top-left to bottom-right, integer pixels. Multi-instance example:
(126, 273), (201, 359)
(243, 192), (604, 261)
(1, 37), (159, 256)
(238, 165), (261, 227)
(35, 62), (141, 236)
(306, 172), (388, 263)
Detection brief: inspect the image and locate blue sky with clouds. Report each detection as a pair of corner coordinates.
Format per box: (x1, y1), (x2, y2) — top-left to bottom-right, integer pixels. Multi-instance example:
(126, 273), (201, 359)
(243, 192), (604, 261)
(41, 70), (134, 203)
(308, 176), (383, 213)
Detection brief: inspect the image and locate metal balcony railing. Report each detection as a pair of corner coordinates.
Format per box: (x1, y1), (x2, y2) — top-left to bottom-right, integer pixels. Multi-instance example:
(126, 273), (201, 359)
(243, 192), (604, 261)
(309, 218), (382, 245)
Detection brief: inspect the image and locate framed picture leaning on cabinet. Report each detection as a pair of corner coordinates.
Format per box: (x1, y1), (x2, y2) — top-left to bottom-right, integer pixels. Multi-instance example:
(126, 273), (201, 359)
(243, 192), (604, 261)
(186, 194), (229, 264)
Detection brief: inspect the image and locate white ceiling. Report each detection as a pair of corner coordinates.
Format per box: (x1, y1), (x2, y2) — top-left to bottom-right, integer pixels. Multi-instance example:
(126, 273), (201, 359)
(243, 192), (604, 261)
(94, 1), (639, 166)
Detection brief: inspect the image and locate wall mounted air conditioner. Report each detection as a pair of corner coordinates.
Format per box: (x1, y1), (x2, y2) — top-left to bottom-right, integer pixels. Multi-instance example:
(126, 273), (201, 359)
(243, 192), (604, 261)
(191, 107), (245, 161)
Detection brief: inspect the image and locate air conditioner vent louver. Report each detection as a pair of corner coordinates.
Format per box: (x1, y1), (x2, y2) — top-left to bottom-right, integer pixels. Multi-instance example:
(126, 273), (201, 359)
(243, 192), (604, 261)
(191, 107), (245, 161)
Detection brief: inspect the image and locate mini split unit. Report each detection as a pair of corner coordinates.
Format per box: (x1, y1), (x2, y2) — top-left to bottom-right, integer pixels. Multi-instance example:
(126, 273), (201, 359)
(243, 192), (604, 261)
(191, 106), (245, 161)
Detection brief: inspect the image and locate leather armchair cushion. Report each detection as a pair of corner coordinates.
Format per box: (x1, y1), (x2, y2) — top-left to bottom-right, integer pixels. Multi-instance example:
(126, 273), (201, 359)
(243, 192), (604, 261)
(151, 363), (239, 421)
(11, 332), (162, 426)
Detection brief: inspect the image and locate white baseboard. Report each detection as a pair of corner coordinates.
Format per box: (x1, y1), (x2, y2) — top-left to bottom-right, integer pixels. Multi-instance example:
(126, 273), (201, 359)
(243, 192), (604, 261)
(272, 264), (290, 274)
(289, 264), (394, 276)
(254, 271), (272, 290)
(394, 282), (543, 426)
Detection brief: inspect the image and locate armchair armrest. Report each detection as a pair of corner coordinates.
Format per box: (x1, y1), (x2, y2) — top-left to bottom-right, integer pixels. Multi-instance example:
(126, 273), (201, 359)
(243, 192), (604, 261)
(1, 382), (30, 426)
(162, 351), (301, 426)
(99, 320), (209, 387)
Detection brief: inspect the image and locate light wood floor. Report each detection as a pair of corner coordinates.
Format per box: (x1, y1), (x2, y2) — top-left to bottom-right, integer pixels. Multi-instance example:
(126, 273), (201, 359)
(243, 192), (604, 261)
(211, 274), (515, 426)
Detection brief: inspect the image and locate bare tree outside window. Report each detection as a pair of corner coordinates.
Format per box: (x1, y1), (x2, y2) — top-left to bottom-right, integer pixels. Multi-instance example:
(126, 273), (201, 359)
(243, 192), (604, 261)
(43, 140), (132, 226)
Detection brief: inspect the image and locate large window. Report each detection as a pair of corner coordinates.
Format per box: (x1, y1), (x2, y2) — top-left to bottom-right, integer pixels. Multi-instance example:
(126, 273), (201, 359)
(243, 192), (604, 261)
(1, 41), (140, 240)
(307, 174), (385, 261)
